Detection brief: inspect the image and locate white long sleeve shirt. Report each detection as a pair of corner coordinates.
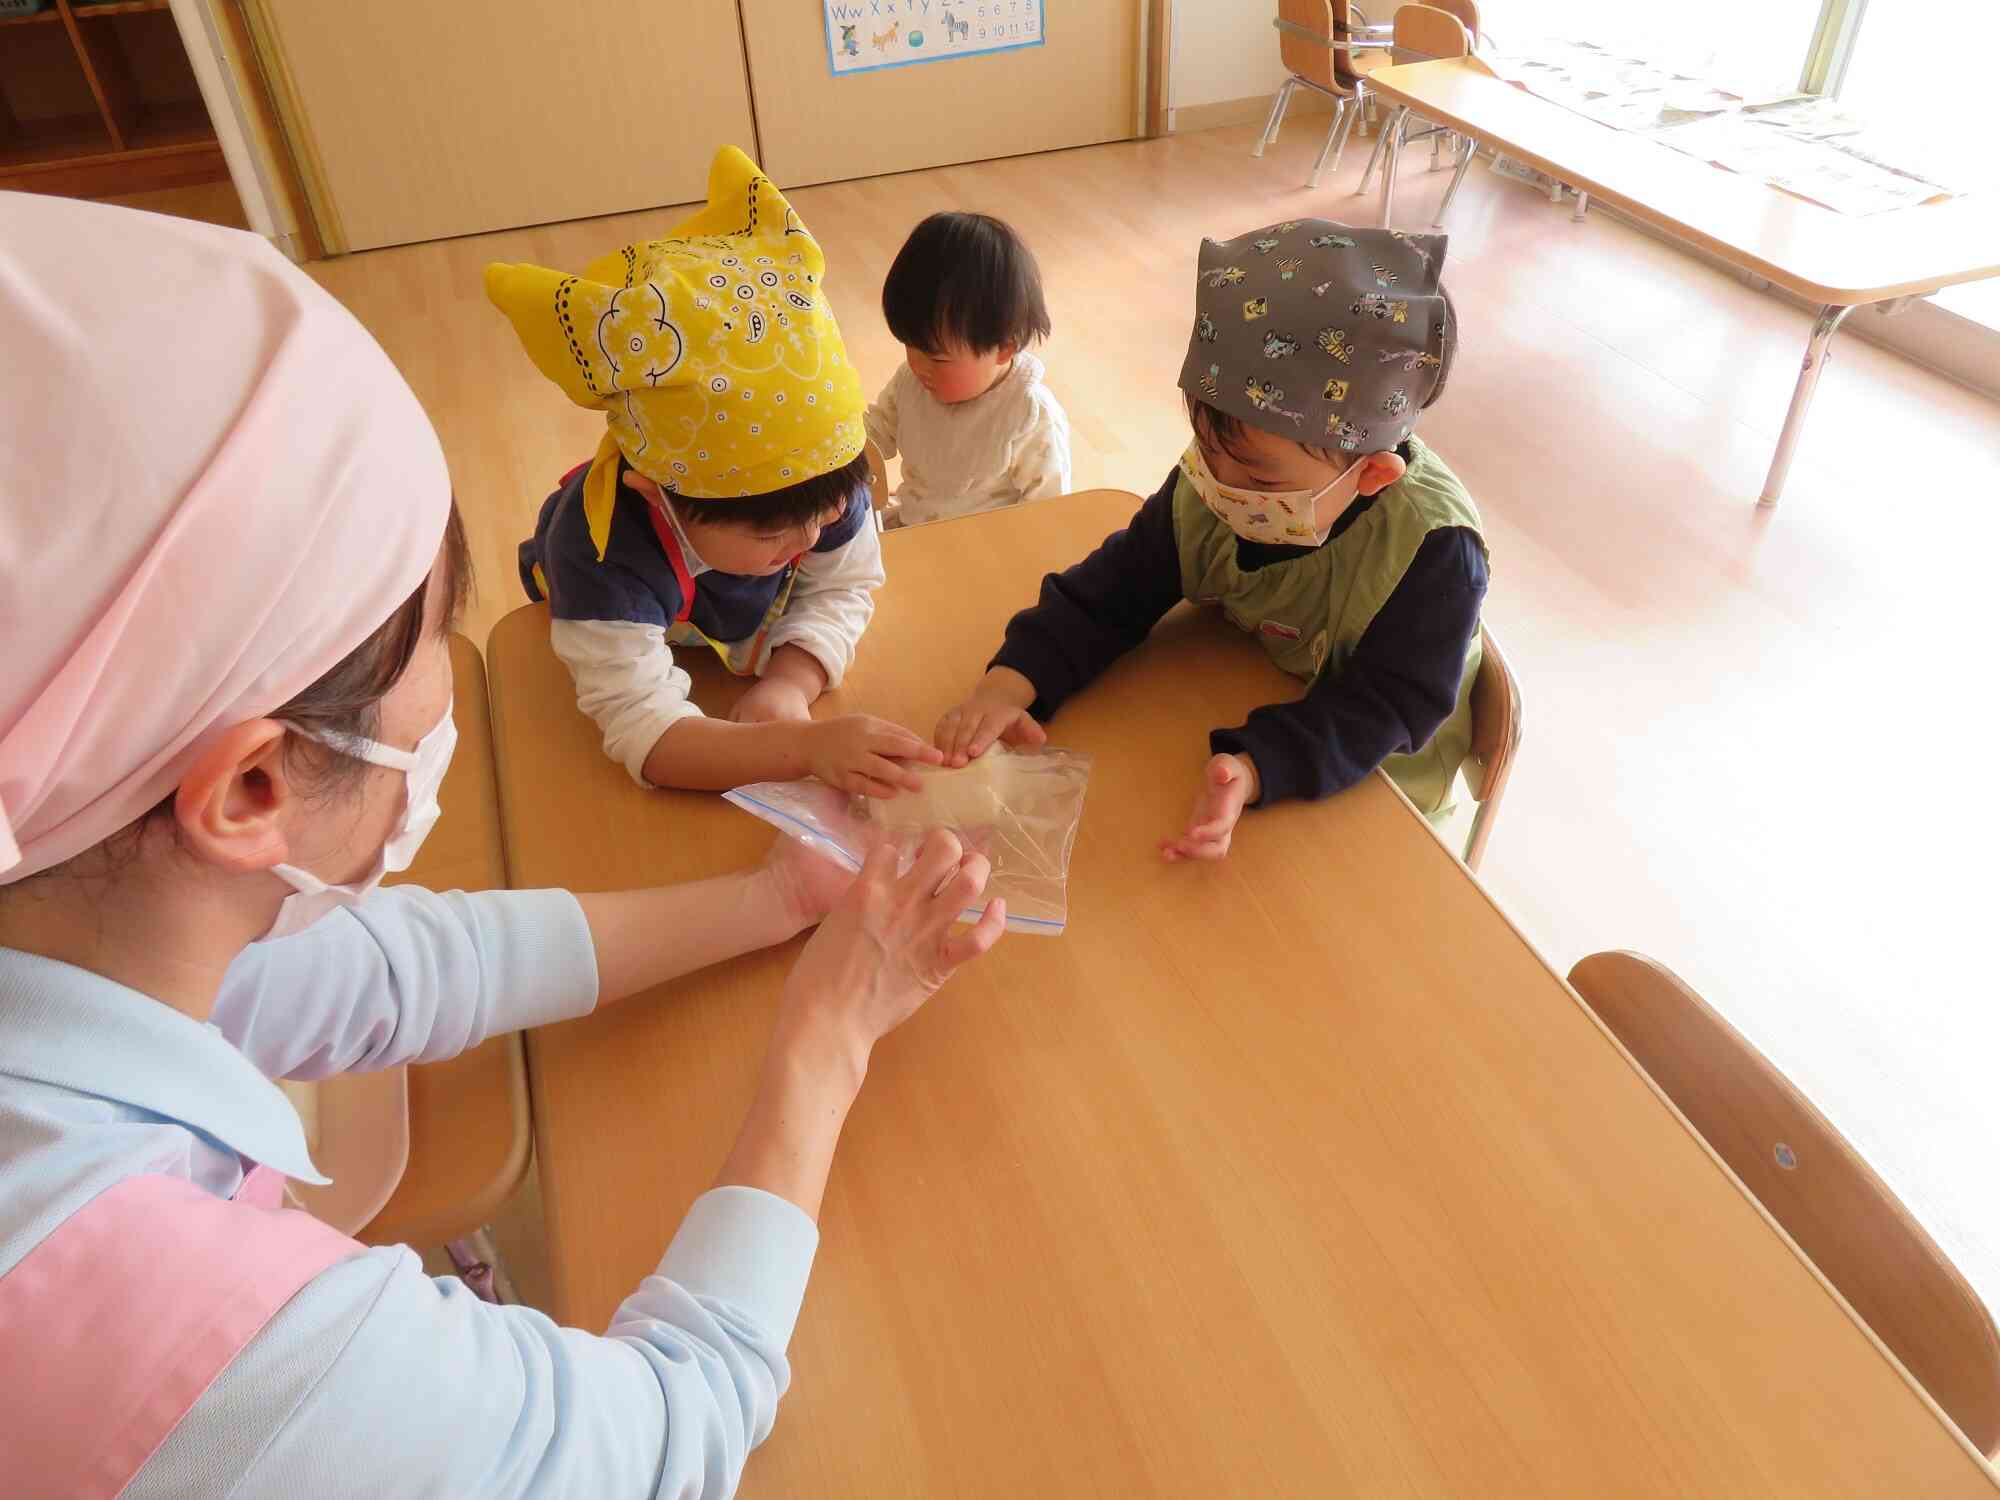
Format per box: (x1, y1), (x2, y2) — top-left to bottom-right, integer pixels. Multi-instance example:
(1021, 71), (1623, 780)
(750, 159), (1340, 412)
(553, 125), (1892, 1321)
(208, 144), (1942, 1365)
(0, 887), (819, 1499)
(550, 499), (886, 785)
(864, 353), (1072, 527)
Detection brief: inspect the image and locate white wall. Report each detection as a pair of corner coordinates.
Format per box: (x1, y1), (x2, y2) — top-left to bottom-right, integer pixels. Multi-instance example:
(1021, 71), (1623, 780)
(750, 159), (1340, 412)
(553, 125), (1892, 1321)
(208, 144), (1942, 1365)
(1169, 1), (1288, 111)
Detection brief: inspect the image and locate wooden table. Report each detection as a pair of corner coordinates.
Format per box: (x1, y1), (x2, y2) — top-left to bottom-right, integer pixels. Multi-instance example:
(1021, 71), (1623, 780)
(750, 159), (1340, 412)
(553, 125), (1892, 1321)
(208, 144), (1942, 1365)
(487, 495), (1997, 1497)
(1364, 58), (2000, 506)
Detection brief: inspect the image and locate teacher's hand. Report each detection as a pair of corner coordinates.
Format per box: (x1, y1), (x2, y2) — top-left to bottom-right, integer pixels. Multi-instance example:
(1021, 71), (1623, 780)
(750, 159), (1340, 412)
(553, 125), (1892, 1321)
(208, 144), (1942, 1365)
(721, 839), (1005, 1220)
(760, 832), (857, 934)
(780, 831), (1005, 1071)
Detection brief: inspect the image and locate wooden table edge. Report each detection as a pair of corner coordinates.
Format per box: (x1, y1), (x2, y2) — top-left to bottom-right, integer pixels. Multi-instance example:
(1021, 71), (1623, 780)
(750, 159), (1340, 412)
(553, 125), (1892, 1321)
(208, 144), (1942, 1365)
(1384, 768), (2000, 1479)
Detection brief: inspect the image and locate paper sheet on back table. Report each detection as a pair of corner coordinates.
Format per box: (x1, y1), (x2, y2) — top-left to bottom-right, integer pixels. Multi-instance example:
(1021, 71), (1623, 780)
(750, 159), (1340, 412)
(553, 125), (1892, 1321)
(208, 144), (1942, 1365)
(825, 0), (1044, 77)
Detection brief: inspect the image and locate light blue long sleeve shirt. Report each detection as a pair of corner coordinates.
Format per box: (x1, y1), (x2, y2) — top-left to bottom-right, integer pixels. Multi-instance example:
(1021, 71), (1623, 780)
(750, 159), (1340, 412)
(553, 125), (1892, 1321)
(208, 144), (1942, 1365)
(0, 886), (819, 1499)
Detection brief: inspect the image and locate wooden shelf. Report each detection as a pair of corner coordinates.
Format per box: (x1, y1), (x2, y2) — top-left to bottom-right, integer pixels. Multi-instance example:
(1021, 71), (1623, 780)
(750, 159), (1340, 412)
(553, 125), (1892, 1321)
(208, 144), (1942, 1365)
(70, 0), (173, 17)
(122, 99), (216, 155)
(0, 0), (229, 195)
(0, 110), (114, 170)
(0, 8), (66, 29)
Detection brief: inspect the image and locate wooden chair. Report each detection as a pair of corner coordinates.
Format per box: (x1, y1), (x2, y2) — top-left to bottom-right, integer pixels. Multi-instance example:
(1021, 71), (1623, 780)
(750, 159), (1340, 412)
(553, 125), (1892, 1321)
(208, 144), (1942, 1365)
(1460, 623), (1519, 871)
(364, 632), (534, 1302)
(864, 438), (890, 511)
(1425, 0), (1484, 48)
(1252, 0), (1389, 188)
(1568, 952), (2000, 1459)
(1355, 5), (1485, 229)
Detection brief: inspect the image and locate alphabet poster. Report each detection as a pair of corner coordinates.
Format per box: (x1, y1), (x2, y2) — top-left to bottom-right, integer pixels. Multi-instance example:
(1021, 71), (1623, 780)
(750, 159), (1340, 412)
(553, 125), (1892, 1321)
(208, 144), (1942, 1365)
(825, 0), (1044, 77)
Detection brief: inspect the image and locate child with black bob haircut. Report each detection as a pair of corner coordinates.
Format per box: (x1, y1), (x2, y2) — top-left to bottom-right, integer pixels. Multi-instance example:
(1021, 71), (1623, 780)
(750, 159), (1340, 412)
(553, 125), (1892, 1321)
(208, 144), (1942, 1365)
(936, 218), (1488, 861)
(488, 146), (941, 798)
(866, 211), (1071, 528)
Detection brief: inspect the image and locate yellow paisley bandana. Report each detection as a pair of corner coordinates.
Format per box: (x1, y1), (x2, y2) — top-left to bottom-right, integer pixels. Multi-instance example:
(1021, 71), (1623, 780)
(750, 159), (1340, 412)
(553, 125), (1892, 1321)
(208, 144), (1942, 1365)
(485, 146), (866, 557)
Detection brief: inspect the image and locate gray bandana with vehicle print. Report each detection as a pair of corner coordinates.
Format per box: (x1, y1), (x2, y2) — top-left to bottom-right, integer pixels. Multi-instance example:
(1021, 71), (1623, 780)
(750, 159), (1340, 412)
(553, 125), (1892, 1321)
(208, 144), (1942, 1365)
(1176, 219), (1448, 455)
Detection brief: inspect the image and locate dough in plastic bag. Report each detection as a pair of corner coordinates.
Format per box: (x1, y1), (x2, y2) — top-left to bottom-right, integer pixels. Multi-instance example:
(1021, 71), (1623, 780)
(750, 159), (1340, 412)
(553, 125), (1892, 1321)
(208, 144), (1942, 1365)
(723, 744), (1093, 934)
(868, 744), (1022, 833)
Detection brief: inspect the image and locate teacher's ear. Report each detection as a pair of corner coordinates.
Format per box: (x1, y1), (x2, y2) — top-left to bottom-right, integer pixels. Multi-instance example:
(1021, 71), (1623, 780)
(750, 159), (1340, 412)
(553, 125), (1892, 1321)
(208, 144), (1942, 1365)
(172, 721), (296, 874)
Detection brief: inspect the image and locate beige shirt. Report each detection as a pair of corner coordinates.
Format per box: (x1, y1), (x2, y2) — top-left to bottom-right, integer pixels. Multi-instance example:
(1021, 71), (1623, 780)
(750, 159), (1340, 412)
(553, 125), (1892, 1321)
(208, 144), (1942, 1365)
(864, 352), (1072, 527)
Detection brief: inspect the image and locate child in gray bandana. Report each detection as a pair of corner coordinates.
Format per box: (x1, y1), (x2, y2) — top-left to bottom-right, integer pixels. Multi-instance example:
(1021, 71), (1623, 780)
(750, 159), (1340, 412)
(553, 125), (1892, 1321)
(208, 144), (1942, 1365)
(935, 218), (1489, 860)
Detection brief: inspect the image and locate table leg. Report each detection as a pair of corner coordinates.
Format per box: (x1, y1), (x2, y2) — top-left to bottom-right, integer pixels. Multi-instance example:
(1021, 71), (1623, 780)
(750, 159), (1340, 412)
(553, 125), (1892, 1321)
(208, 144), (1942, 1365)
(1379, 107), (1409, 228)
(1759, 302), (1858, 508)
(1435, 135), (1476, 228)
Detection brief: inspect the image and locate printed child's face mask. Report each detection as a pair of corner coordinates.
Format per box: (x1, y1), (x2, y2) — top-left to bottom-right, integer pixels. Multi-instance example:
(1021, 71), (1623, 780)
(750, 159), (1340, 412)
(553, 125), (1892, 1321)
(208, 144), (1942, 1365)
(1180, 441), (1364, 548)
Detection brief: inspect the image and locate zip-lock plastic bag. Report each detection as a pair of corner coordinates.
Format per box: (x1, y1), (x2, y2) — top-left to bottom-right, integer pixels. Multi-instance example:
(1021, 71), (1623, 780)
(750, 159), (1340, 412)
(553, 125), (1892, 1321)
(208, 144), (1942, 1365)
(723, 745), (1093, 935)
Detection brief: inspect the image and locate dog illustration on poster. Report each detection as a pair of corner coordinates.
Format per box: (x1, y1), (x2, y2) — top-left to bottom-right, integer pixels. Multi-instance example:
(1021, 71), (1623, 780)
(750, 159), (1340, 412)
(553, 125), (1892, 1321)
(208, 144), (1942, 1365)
(873, 19), (900, 52)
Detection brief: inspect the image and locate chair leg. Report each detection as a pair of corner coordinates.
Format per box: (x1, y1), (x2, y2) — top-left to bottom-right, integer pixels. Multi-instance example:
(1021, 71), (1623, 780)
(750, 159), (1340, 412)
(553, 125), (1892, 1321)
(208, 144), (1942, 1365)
(1759, 302), (1856, 507)
(1435, 136), (1477, 228)
(1356, 112), (1392, 195)
(1378, 107), (1410, 227)
(1307, 100), (1356, 188)
(444, 1227), (518, 1305)
(1252, 78), (1298, 159)
(1463, 800), (1496, 871)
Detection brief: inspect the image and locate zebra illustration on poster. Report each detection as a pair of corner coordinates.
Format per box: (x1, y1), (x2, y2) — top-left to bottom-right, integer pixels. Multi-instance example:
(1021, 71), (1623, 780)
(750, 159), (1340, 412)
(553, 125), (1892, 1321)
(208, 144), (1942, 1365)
(824, 0), (1045, 77)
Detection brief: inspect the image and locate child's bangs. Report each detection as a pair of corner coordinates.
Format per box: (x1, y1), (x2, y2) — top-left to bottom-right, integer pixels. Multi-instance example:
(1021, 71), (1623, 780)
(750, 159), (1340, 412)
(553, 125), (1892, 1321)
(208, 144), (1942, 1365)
(1185, 395), (1340, 467)
(673, 452), (871, 533)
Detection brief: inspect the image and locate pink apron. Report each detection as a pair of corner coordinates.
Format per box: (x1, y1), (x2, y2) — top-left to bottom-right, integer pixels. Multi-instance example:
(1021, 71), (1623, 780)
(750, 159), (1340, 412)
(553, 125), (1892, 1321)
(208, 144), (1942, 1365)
(0, 1164), (361, 1499)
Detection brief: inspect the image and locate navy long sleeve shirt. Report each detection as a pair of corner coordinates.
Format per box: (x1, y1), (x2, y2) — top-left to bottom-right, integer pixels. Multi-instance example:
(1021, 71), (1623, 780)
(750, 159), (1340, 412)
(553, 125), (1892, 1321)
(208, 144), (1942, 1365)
(990, 462), (1487, 807)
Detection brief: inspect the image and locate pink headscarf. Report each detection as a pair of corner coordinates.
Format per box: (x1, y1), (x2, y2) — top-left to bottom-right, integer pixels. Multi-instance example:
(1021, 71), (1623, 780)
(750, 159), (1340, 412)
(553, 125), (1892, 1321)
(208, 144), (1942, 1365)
(0, 193), (451, 881)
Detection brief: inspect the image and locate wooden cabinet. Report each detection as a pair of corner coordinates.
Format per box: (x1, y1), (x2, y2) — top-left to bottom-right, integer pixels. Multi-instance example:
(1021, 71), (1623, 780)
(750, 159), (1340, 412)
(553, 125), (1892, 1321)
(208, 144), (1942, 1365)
(241, 0), (757, 252)
(234, 0), (1144, 252)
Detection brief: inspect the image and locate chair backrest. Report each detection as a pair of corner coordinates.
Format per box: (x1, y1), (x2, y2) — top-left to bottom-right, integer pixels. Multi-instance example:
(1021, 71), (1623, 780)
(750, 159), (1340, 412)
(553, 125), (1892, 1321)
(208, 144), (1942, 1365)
(1569, 951), (2000, 1458)
(1278, 0), (1340, 91)
(1425, 0), (1480, 48)
(1393, 3), (1470, 61)
(1465, 624), (1520, 804)
(1324, 0), (1383, 87)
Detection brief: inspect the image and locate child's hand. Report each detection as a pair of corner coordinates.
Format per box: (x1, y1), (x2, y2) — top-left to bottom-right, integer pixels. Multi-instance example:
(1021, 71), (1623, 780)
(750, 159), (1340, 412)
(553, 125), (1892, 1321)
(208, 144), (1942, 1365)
(934, 668), (1048, 767)
(807, 715), (944, 798)
(1160, 753), (1260, 862)
(734, 677), (813, 725)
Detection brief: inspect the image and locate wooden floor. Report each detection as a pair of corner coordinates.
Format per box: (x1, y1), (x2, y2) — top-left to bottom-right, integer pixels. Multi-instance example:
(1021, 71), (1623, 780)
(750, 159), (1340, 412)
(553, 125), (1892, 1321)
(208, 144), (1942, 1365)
(303, 125), (2000, 1314)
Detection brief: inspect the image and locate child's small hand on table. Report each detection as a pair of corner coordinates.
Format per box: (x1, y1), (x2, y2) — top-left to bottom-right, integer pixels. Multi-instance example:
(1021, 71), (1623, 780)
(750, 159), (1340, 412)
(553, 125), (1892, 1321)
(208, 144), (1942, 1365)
(934, 668), (1048, 768)
(1161, 753), (1260, 863)
(806, 715), (943, 799)
(733, 677), (813, 725)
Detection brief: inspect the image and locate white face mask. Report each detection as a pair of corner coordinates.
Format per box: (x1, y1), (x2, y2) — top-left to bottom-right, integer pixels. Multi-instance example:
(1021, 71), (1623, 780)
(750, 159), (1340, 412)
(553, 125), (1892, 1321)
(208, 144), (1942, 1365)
(1181, 441), (1365, 549)
(264, 707), (457, 940)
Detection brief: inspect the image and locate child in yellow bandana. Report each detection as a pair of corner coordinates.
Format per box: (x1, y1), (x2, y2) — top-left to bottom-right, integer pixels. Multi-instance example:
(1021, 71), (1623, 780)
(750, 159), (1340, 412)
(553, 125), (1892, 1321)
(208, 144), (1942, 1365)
(488, 147), (941, 796)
